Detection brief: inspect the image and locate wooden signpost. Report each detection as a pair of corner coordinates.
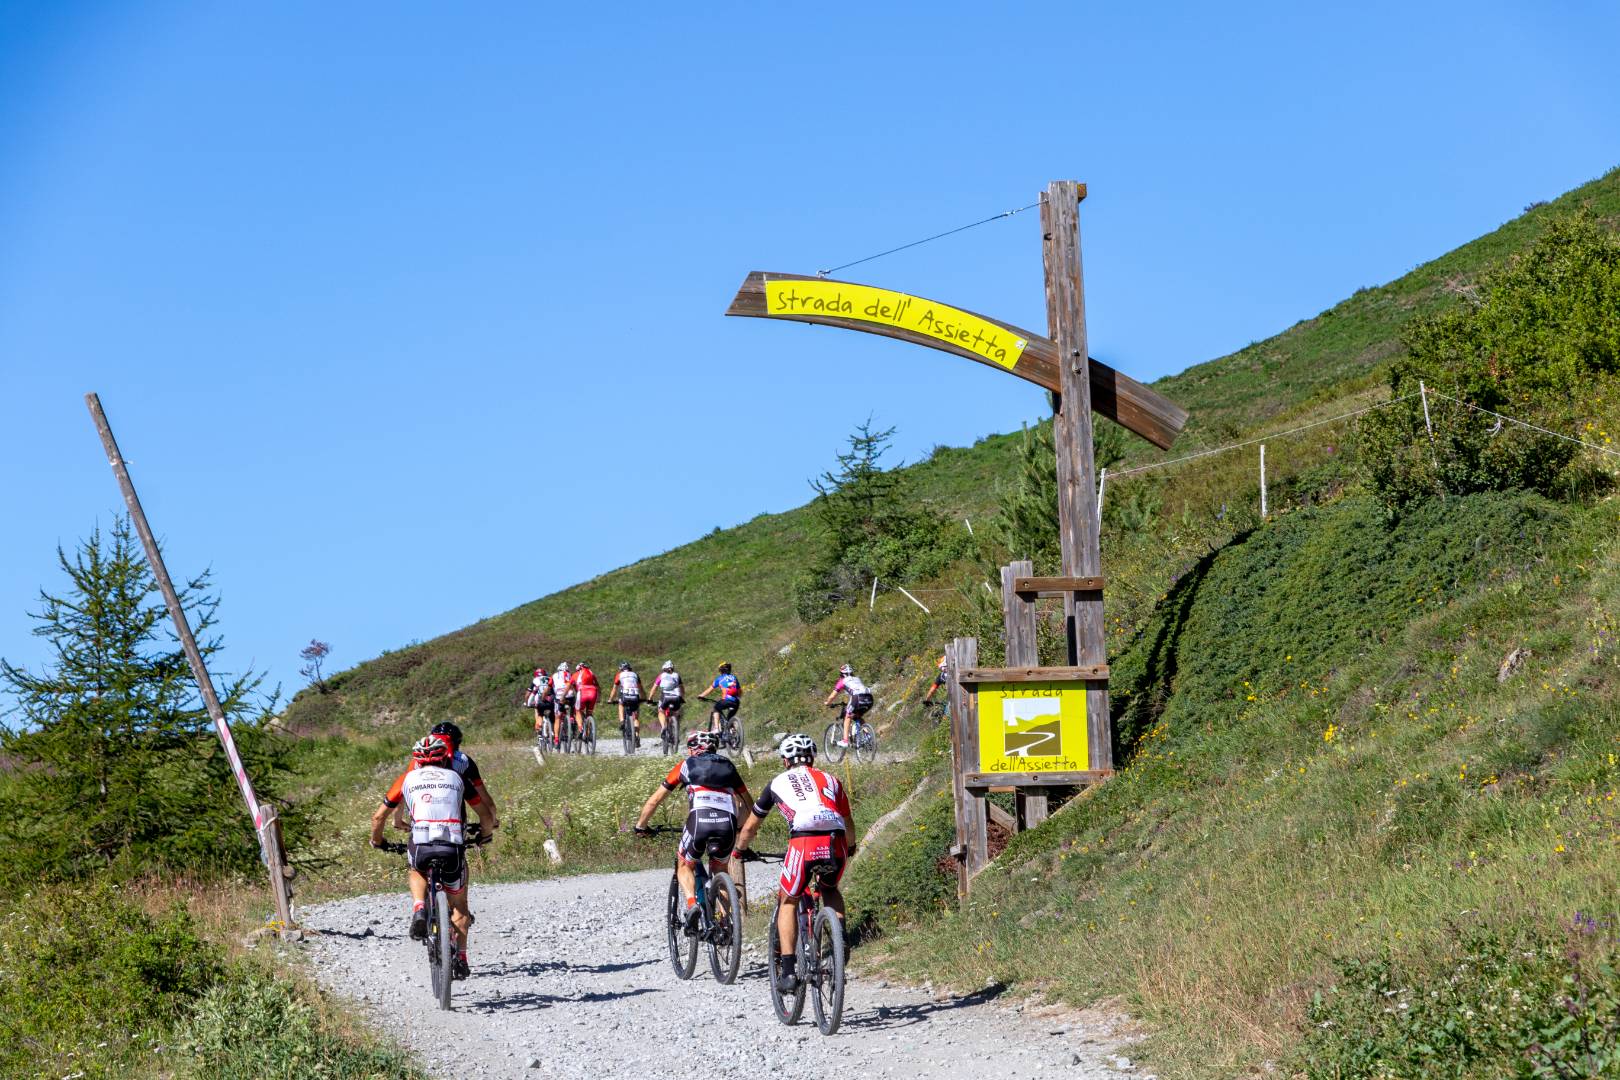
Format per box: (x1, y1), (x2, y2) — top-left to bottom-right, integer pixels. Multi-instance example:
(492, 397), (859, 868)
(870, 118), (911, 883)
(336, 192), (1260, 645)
(728, 181), (1188, 897)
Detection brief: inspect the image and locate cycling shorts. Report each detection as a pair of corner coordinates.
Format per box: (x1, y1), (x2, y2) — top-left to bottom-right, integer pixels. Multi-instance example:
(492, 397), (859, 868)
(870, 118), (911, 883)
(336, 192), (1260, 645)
(619, 696), (641, 714)
(577, 689), (598, 710)
(408, 840), (467, 893)
(535, 697), (554, 717)
(679, 808), (736, 866)
(931, 671), (948, 688)
(844, 692), (874, 719)
(660, 696), (684, 715)
(780, 833), (847, 898)
(714, 698), (740, 720)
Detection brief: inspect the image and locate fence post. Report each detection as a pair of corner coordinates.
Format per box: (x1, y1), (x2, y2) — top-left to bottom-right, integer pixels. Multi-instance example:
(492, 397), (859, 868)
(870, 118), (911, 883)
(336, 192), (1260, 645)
(946, 636), (987, 899)
(1259, 443), (1268, 518)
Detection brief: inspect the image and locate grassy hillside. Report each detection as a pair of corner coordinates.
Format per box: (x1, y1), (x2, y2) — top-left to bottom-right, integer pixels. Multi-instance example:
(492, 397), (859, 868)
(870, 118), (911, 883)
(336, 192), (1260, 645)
(285, 168), (1620, 751)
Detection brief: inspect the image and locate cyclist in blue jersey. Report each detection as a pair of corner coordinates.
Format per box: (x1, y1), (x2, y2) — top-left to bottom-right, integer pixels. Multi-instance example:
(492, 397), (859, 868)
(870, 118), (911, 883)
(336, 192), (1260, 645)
(696, 662), (742, 735)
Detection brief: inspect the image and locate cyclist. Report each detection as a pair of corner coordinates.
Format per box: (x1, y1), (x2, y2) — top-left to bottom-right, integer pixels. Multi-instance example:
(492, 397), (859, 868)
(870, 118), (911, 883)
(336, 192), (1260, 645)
(552, 661), (574, 748)
(652, 661), (684, 744)
(371, 732), (492, 980)
(696, 662), (742, 736)
(528, 667), (555, 742)
(735, 733), (853, 992)
(610, 661), (643, 748)
(822, 663), (874, 748)
(633, 730), (752, 929)
(921, 653), (948, 705)
(574, 660), (600, 744)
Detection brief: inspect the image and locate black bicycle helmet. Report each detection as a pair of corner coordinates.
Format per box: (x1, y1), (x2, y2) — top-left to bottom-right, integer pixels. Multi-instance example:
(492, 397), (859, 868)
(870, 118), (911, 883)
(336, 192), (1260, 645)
(619, 661), (631, 671)
(718, 662), (732, 675)
(430, 721), (463, 752)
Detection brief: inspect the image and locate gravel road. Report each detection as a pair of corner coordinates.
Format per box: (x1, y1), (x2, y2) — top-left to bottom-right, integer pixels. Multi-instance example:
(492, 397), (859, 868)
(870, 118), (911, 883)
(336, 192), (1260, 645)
(303, 870), (1140, 1079)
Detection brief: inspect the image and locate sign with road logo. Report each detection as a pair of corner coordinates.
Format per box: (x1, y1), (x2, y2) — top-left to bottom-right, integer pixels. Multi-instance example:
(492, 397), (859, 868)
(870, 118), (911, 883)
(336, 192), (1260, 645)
(975, 681), (1088, 774)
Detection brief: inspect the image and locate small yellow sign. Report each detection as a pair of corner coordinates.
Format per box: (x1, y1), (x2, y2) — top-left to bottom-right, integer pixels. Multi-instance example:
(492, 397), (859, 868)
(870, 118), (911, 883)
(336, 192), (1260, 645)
(976, 681), (1089, 774)
(763, 278), (1028, 371)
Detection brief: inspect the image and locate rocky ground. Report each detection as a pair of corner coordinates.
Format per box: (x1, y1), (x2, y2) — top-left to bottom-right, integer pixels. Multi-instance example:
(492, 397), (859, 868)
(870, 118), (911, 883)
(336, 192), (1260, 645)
(303, 870), (1144, 1079)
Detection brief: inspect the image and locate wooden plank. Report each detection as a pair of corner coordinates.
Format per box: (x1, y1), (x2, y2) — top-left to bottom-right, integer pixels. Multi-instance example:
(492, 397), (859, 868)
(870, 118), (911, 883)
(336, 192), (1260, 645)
(986, 800), (1016, 831)
(964, 770), (1114, 788)
(1001, 560), (1048, 831)
(947, 637), (989, 899)
(958, 665), (1109, 684)
(1042, 182), (1114, 775)
(725, 270), (1187, 450)
(1013, 575), (1104, 595)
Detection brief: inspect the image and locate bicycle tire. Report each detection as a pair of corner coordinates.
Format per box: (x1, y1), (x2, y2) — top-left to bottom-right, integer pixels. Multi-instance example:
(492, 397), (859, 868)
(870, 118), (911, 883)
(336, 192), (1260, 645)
(809, 906), (845, 1034)
(822, 722), (847, 764)
(584, 716), (596, 755)
(728, 716), (745, 751)
(854, 722), (877, 764)
(767, 910), (806, 1024)
(432, 889), (454, 1011)
(707, 871), (743, 984)
(666, 873), (697, 980)
(622, 716), (635, 756)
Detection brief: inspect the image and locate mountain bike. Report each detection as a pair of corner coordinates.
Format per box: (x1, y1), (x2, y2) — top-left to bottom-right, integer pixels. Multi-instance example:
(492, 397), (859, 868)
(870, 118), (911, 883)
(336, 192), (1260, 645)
(569, 712), (596, 755)
(712, 703), (745, 751)
(376, 826), (491, 1011)
(658, 700), (684, 754)
(823, 702), (877, 765)
(636, 825), (743, 984)
(619, 705), (638, 755)
(740, 848), (847, 1034)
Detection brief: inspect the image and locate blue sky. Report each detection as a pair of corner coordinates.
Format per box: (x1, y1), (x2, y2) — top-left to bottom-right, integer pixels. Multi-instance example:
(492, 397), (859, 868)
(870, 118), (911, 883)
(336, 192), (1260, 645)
(3, 1), (1617, 696)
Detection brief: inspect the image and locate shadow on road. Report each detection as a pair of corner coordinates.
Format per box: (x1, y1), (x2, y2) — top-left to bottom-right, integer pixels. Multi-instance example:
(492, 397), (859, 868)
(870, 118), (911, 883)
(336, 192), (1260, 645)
(479, 957), (659, 979)
(839, 983), (1008, 1031)
(465, 985), (660, 1013)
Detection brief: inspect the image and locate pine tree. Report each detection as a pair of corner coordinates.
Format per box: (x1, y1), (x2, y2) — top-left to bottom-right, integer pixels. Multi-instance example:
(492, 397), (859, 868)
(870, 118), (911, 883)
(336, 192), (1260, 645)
(0, 518), (287, 879)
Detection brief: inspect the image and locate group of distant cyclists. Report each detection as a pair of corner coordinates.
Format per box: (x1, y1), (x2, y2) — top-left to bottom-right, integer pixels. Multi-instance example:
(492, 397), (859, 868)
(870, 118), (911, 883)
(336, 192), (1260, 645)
(524, 658), (745, 752)
(367, 657), (900, 992)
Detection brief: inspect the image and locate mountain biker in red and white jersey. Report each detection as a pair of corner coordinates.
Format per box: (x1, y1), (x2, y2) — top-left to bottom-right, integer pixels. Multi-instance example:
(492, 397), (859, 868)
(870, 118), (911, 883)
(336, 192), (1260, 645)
(573, 661), (600, 742)
(735, 733), (854, 992)
(370, 732), (492, 980)
(651, 661), (684, 743)
(551, 662), (574, 747)
(609, 662), (643, 747)
(921, 653), (948, 705)
(822, 663), (874, 748)
(696, 662), (741, 735)
(633, 731), (752, 928)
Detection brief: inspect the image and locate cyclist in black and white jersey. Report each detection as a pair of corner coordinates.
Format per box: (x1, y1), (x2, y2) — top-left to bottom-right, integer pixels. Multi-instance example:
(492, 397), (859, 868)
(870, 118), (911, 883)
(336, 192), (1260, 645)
(823, 663), (874, 748)
(632, 731), (752, 928)
(610, 661), (644, 747)
(651, 661), (684, 743)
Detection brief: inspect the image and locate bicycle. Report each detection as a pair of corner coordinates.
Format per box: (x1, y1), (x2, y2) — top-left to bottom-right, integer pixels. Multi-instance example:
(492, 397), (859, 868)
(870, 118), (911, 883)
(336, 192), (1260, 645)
(376, 825), (492, 1011)
(636, 825), (743, 984)
(711, 703), (745, 751)
(740, 849), (847, 1034)
(575, 712), (596, 755)
(822, 702), (877, 765)
(658, 700), (684, 754)
(618, 705), (638, 755)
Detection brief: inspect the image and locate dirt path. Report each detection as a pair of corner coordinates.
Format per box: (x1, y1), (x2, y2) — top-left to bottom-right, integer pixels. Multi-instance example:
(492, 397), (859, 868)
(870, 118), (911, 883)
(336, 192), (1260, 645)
(303, 870), (1139, 1079)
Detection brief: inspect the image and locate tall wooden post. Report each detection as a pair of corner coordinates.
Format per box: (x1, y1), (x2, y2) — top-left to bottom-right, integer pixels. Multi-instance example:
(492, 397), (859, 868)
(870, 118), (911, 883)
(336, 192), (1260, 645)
(1041, 181), (1113, 772)
(85, 393), (296, 933)
(1001, 561), (1049, 829)
(946, 636), (987, 897)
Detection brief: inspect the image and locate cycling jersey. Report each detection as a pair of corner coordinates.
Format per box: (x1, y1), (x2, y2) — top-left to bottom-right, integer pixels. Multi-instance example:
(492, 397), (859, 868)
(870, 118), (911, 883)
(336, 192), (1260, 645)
(833, 675), (868, 696)
(531, 672), (551, 696)
(554, 669), (574, 701)
(662, 752), (749, 819)
(575, 667), (599, 693)
(654, 671), (684, 702)
(615, 670), (642, 699)
(710, 673), (741, 700)
(383, 764), (482, 846)
(752, 765), (851, 836)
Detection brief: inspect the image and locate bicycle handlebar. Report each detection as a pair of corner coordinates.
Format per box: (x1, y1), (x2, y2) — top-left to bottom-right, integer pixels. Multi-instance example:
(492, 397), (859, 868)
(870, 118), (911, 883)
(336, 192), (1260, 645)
(735, 848), (785, 863)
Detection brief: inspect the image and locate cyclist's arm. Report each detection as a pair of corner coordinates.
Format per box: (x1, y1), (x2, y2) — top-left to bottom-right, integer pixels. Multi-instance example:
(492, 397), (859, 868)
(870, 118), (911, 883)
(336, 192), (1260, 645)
(734, 808), (766, 851)
(371, 772), (408, 845)
(635, 762), (685, 829)
(369, 800), (393, 846)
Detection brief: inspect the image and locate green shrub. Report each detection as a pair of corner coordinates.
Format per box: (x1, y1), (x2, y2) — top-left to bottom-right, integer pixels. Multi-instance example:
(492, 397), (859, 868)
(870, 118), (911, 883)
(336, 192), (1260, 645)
(845, 789), (957, 938)
(1358, 214), (1620, 512)
(1300, 918), (1620, 1078)
(178, 965), (420, 1079)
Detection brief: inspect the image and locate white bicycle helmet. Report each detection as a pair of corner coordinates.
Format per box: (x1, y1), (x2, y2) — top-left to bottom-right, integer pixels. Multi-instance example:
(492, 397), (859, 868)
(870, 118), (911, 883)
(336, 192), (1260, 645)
(839, 663), (853, 676)
(662, 660), (675, 672)
(779, 733), (816, 764)
(557, 661), (571, 672)
(687, 730), (719, 754)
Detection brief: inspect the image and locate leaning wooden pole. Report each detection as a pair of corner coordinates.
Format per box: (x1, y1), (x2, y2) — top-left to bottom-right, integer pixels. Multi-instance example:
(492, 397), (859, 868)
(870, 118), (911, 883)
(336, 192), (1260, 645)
(85, 393), (295, 932)
(1041, 181), (1113, 772)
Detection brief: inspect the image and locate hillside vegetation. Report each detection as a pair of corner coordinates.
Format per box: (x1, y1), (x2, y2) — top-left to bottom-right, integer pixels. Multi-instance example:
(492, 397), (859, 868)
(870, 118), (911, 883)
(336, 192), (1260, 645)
(271, 165), (1617, 1077)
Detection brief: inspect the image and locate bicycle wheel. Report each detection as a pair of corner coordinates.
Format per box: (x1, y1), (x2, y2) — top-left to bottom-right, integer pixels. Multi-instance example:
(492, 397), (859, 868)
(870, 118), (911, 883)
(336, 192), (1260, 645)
(809, 906), (846, 1034)
(767, 909), (806, 1024)
(822, 722), (847, 764)
(661, 719), (677, 755)
(622, 716), (635, 755)
(584, 716), (596, 755)
(728, 716), (745, 751)
(706, 871), (743, 984)
(665, 873), (697, 980)
(854, 721), (877, 764)
(431, 889), (454, 1010)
